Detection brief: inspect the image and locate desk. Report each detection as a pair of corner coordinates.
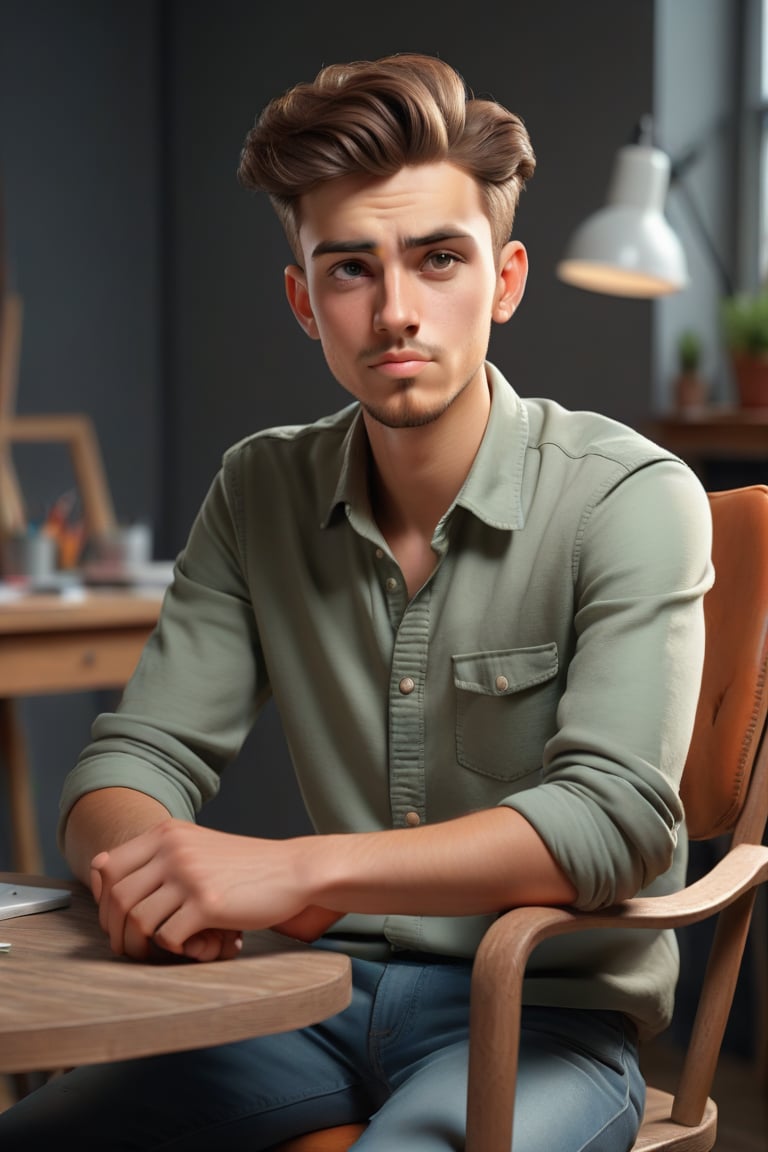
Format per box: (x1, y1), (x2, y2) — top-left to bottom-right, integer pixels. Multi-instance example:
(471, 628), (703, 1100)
(0, 591), (163, 874)
(646, 408), (768, 473)
(0, 873), (352, 1074)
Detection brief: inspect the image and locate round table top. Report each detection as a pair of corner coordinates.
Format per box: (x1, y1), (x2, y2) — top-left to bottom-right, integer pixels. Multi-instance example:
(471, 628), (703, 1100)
(0, 873), (352, 1073)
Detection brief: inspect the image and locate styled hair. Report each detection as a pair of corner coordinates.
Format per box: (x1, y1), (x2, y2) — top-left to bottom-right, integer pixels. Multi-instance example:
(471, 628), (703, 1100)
(237, 53), (536, 259)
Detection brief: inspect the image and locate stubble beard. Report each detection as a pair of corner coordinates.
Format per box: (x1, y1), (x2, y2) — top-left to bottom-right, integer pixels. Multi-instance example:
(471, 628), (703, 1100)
(361, 373), (474, 430)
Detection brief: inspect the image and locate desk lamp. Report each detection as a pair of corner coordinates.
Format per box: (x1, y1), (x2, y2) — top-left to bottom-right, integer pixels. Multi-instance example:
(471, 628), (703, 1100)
(556, 116), (689, 298)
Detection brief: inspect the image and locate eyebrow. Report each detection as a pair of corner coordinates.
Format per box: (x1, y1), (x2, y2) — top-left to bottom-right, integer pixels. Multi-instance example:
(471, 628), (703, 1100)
(310, 230), (473, 259)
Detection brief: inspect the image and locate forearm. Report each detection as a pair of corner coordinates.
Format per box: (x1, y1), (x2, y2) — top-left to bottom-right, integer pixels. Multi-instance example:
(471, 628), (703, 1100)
(88, 804), (576, 960)
(63, 787), (172, 888)
(302, 806), (577, 918)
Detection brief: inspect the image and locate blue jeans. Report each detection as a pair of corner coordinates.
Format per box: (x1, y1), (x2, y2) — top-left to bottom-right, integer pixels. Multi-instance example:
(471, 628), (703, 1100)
(0, 955), (645, 1150)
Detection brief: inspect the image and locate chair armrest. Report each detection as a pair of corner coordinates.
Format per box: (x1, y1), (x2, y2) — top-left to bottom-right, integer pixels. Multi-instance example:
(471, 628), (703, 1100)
(465, 842), (768, 1152)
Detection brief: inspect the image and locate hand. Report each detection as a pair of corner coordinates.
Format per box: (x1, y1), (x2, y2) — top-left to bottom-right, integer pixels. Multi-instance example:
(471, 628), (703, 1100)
(92, 859), (226, 962)
(170, 928), (244, 963)
(272, 904), (342, 942)
(90, 819), (322, 961)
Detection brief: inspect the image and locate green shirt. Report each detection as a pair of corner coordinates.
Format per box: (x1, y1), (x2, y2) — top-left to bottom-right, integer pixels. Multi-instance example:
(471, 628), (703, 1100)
(60, 363), (714, 1037)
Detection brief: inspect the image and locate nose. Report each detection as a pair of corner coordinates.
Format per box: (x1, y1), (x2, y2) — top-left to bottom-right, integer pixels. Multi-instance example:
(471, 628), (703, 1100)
(373, 266), (419, 335)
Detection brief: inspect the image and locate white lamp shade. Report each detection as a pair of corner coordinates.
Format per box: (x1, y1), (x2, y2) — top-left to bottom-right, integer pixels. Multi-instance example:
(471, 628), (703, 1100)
(556, 144), (689, 298)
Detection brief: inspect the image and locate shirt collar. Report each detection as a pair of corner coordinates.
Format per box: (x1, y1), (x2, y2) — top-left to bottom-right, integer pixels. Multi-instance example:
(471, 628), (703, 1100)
(454, 362), (527, 530)
(321, 362), (528, 533)
(321, 410), (372, 530)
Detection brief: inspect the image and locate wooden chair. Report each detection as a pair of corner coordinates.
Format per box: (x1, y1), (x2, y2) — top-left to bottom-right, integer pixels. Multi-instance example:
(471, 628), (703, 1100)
(275, 485), (768, 1152)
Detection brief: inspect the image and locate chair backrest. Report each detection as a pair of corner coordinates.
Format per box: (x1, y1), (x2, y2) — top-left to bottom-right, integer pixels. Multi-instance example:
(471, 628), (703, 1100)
(680, 485), (768, 844)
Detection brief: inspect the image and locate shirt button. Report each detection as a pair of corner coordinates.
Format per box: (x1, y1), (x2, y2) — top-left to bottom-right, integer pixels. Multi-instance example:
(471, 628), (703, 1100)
(385, 577), (398, 592)
(405, 811), (421, 826)
(399, 676), (415, 695)
(495, 675), (509, 693)
(375, 548), (384, 560)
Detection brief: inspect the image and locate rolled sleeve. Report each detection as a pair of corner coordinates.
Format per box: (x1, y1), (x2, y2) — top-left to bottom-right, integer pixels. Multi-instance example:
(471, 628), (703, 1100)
(58, 466), (267, 844)
(502, 461), (713, 909)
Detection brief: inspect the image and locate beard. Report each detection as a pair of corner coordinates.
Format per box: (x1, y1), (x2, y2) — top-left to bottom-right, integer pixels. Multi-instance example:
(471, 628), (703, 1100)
(360, 373), (474, 429)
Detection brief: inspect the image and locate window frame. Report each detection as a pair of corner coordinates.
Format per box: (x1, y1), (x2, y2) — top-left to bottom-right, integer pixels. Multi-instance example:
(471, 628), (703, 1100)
(741, 0), (768, 288)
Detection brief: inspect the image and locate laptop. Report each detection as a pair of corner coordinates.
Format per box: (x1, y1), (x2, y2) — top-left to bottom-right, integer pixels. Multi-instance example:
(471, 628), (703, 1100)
(0, 881), (72, 921)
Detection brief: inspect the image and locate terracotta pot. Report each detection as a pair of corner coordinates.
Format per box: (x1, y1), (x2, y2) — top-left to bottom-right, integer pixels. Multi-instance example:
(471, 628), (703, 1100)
(732, 352), (768, 408)
(674, 371), (708, 412)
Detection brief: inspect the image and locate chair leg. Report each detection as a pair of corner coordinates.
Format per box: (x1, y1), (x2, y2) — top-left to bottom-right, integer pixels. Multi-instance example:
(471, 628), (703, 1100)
(753, 881), (768, 1094)
(673, 888), (757, 1126)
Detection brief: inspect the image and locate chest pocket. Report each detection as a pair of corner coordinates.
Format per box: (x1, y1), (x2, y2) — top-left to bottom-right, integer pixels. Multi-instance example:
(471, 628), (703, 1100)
(452, 644), (559, 781)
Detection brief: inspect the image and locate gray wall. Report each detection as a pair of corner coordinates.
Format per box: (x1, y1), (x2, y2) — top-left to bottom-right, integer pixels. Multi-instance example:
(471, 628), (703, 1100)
(0, 0), (162, 526)
(0, 0), (163, 871)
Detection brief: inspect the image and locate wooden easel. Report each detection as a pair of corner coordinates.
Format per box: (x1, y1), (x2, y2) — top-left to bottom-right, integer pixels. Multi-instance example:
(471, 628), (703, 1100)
(0, 290), (116, 539)
(0, 245), (115, 877)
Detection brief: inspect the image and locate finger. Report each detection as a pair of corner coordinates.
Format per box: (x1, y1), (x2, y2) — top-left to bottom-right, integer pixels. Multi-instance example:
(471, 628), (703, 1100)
(104, 875), (179, 957)
(91, 832), (159, 884)
(93, 843), (161, 937)
(183, 929), (242, 962)
(153, 901), (219, 956)
(122, 890), (180, 960)
(223, 930), (244, 959)
(89, 865), (103, 903)
(182, 933), (215, 962)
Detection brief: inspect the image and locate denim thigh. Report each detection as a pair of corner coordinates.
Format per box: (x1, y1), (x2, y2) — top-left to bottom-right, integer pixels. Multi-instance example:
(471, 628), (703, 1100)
(0, 956), (644, 1152)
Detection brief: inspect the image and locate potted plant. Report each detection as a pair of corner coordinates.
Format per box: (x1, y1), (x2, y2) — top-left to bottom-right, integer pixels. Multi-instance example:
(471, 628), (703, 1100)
(721, 289), (768, 407)
(673, 329), (708, 412)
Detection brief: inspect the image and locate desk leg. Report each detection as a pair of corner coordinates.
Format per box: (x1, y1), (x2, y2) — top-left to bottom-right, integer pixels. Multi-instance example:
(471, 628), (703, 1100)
(0, 698), (61, 1099)
(0, 698), (43, 873)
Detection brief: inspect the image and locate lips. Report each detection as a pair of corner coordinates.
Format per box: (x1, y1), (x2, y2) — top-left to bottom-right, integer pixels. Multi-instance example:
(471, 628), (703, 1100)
(369, 353), (431, 377)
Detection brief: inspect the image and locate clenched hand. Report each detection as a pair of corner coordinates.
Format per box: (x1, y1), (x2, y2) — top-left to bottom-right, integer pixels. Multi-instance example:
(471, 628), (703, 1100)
(90, 819), (340, 962)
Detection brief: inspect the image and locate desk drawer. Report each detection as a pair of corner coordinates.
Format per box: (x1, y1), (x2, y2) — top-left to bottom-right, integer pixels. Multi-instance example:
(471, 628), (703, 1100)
(0, 627), (154, 696)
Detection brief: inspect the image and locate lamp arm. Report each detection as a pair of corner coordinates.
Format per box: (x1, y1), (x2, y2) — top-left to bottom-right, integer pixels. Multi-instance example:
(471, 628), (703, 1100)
(669, 169), (735, 297)
(662, 114), (735, 297)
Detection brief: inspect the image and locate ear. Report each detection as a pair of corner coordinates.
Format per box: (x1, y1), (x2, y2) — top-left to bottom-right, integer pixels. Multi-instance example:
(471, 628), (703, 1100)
(492, 241), (528, 324)
(284, 265), (320, 340)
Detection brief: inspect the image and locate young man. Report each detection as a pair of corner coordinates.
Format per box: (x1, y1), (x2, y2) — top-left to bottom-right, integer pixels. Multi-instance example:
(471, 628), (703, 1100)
(0, 53), (713, 1150)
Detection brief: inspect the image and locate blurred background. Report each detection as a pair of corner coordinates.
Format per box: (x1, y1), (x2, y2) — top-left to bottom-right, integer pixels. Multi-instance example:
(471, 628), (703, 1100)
(0, 0), (762, 1075)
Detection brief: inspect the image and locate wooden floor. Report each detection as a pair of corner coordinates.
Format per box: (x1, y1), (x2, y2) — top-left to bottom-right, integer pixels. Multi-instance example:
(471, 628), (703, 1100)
(1, 1043), (766, 1148)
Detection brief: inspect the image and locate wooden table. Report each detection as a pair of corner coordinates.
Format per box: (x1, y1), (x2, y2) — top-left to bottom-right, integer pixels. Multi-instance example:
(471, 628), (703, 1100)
(646, 408), (768, 475)
(0, 590), (163, 874)
(0, 873), (352, 1074)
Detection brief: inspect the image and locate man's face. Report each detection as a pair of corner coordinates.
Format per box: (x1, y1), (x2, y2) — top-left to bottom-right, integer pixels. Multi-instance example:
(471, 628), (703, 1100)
(285, 162), (526, 430)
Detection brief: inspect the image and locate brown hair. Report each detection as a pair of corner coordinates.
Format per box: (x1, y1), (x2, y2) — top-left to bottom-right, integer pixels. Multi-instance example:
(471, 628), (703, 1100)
(237, 53), (536, 260)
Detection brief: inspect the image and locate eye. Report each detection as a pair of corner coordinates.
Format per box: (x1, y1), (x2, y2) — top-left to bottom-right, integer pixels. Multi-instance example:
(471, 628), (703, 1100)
(423, 251), (462, 273)
(330, 259), (369, 281)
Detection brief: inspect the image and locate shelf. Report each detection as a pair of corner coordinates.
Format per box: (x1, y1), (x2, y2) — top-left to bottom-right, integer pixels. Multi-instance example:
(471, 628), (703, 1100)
(646, 408), (768, 460)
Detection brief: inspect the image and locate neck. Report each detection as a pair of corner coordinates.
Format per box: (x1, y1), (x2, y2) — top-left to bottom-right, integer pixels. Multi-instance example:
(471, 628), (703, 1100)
(365, 369), (492, 542)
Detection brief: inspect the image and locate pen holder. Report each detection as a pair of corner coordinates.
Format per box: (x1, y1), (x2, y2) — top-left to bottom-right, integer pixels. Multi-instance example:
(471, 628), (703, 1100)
(0, 531), (57, 581)
(89, 522), (153, 572)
